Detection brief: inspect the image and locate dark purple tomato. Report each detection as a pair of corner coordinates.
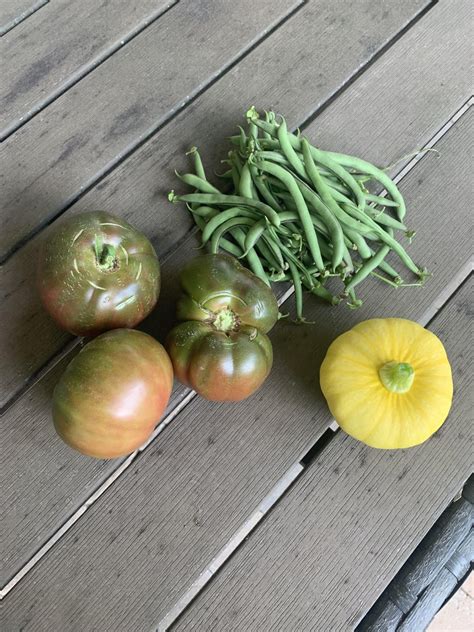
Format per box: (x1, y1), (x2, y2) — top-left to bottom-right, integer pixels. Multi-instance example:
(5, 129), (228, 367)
(166, 254), (278, 401)
(167, 321), (273, 401)
(38, 211), (160, 336)
(53, 329), (174, 459)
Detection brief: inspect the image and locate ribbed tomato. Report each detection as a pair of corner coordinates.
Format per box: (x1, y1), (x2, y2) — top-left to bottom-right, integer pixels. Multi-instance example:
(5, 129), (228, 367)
(166, 254), (278, 401)
(38, 211), (160, 336)
(53, 329), (173, 458)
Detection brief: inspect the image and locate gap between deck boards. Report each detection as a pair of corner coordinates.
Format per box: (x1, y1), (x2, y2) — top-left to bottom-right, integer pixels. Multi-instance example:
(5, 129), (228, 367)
(1, 99), (471, 600)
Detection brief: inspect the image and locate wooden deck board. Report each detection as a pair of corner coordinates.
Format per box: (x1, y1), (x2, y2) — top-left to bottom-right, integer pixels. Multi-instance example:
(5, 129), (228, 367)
(0, 0), (303, 260)
(1, 0), (469, 589)
(2, 96), (472, 630)
(0, 0), (47, 36)
(175, 277), (473, 632)
(0, 0), (435, 408)
(1, 0), (178, 136)
(0, 0), (175, 137)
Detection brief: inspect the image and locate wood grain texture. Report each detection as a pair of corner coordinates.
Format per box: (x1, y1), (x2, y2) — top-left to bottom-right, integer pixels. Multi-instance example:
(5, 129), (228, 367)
(175, 278), (473, 632)
(0, 0), (175, 137)
(2, 97), (472, 631)
(0, 0), (438, 408)
(0, 0), (468, 587)
(0, 0), (302, 259)
(0, 0), (47, 36)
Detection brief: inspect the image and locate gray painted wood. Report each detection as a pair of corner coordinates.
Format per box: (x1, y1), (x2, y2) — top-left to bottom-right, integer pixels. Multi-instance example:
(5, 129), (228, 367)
(1, 0), (469, 586)
(0, 0), (446, 408)
(2, 99), (472, 630)
(0, 0), (47, 36)
(0, 0), (175, 137)
(174, 277), (473, 632)
(0, 0), (302, 259)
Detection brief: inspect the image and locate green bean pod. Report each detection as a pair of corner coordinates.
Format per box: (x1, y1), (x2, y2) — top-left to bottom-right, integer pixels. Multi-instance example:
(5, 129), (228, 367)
(324, 150), (406, 220)
(253, 159), (325, 272)
(201, 207), (259, 245)
(169, 192), (281, 227)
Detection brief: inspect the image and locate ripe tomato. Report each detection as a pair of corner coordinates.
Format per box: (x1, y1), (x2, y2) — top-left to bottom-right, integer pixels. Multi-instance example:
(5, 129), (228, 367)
(38, 211), (160, 336)
(53, 329), (173, 458)
(166, 254), (278, 401)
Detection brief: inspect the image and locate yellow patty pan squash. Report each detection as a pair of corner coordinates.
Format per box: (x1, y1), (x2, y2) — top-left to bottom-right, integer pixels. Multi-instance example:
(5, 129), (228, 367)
(320, 318), (453, 449)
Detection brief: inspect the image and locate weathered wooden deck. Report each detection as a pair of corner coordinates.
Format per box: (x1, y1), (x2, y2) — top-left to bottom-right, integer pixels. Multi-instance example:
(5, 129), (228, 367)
(1, 1), (472, 630)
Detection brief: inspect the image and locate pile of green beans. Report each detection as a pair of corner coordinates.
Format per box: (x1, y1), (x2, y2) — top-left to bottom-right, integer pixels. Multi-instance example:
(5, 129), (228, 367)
(169, 107), (428, 320)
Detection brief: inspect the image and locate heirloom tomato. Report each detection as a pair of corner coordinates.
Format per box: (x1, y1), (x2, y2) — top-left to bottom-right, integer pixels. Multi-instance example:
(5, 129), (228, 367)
(166, 254), (278, 401)
(38, 211), (160, 336)
(53, 329), (173, 458)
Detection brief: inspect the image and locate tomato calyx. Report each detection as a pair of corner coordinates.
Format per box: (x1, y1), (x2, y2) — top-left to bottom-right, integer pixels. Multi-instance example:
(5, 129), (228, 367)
(94, 234), (119, 272)
(210, 307), (240, 333)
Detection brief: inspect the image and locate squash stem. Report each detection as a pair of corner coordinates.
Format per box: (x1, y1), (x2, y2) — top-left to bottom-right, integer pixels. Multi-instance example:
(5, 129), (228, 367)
(379, 361), (414, 393)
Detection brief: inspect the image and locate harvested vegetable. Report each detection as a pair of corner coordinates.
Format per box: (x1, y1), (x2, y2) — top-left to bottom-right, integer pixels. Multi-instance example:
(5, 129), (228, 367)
(166, 254), (278, 401)
(38, 211), (160, 336)
(319, 318), (453, 449)
(53, 329), (173, 458)
(169, 108), (429, 319)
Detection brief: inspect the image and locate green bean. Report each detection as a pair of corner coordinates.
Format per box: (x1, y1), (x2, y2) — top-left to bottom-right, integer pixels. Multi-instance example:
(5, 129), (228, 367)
(253, 159), (325, 272)
(262, 111), (274, 140)
(255, 239), (283, 272)
(215, 169), (233, 180)
(186, 146), (206, 180)
(176, 172), (221, 194)
(248, 164), (284, 212)
(239, 162), (259, 199)
(343, 228), (371, 260)
(274, 208), (330, 241)
(262, 233), (286, 270)
(257, 150), (292, 166)
(365, 193), (399, 208)
(346, 288), (363, 309)
(242, 219), (267, 256)
(184, 147), (270, 285)
(344, 242), (391, 294)
(210, 217), (255, 254)
(341, 243), (354, 274)
(277, 117), (307, 180)
(363, 206), (407, 231)
(287, 261), (304, 321)
(267, 227), (315, 288)
(247, 116), (366, 210)
(169, 192), (281, 227)
(300, 276), (340, 305)
(324, 150), (406, 220)
(292, 175), (372, 239)
(367, 248), (402, 281)
(229, 159), (240, 191)
(369, 270), (403, 288)
(201, 207), (258, 245)
(229, 150), (243, 175)
(193, 214), (243, 258)
(241, 220), (287, 271)
(237, 126), (248, 154)
(339, 203), (421, 275)
(301, 138), (345, 269)
(231, 227), (270, 285)
(186, 204), (217, 218)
